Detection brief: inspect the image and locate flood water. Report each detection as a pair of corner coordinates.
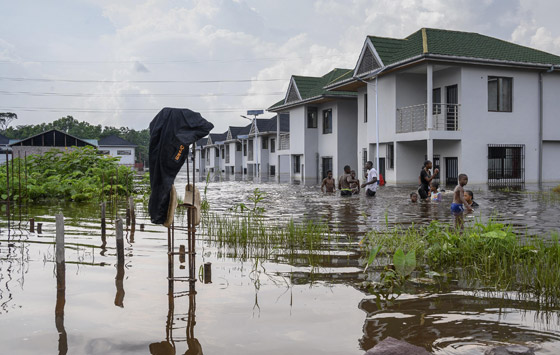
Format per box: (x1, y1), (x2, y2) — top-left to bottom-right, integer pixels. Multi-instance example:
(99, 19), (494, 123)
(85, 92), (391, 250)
(1, 173), (560, 354)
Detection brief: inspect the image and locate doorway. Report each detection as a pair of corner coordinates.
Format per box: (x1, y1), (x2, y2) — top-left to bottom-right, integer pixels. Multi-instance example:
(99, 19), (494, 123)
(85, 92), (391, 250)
(446, 84), (458, 130)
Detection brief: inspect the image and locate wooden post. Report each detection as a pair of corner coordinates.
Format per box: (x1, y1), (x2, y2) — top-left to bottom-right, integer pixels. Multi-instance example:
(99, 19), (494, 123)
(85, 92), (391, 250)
(126, 207), (130, 227)
(128, 197), (136, 227)
(203, 262), (212, 284)
(116, 217), (124, 264)
(179, 245), (186, 263)
(29, 218), (35, 233)
(56, 214), (65, 264)
(140, 224), (145, 231)
(101, 202), (106, 239)
(37, 223), (42, 234)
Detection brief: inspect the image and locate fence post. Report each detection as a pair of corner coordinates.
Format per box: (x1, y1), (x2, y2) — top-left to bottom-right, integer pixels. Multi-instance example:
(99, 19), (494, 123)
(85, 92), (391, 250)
(101, 202), (106, 239)
(116, 217), (124, 264)
(56, 214), (65, 264)
(29, 218), (35, 233)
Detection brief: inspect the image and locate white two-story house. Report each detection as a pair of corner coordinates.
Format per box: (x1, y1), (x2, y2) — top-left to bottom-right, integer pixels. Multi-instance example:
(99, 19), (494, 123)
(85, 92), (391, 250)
(268, 69), (358, 183)
(323, 28), (560, 186)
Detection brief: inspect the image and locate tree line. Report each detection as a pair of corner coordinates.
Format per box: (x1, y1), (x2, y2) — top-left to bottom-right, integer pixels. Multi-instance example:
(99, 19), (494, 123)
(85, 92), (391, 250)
(2, 115), (149, 163)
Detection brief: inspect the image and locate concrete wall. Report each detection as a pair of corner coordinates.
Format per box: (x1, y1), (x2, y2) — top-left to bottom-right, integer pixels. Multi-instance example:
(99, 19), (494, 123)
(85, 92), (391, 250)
(357, 87), (369, 174)
(543, 73), (560, 141)
(543, 141), (560, 182)
(394, 141), (426, 184)
(337, 99), (358, 176)
(460, 65), (540, 184)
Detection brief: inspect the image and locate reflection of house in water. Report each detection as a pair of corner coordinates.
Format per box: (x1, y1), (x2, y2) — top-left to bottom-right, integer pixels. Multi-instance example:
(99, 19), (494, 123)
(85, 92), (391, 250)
(358, 293), (560, 353)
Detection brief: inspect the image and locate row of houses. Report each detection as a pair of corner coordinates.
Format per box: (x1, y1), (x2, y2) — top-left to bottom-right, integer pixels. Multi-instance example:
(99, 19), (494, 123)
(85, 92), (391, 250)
(196, 28), (560, 186)
(194, 115), (289, 179)
(0, 129), (137, 166)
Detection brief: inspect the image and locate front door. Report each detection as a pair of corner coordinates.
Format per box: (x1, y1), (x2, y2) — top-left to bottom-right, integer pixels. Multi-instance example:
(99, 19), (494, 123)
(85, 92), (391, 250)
(446, 85), (458, 130)
(378, 158), (386, 182)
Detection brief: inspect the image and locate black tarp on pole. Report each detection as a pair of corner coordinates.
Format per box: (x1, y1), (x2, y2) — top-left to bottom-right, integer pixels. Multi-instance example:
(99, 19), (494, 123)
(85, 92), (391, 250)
(148, 107), (213, 224)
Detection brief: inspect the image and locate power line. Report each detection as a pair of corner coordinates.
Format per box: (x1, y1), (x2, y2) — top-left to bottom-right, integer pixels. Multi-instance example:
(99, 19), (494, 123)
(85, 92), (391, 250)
(0, 76), (286, 84)
(0, 54), (346, 65)
(0, 90), (284, 98)
(0, 106), (263, 113)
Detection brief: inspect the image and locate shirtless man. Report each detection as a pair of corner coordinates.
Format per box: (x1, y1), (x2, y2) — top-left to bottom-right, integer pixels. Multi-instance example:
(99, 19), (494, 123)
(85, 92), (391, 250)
(321, 170), (336, 193)
(451, 173), (473, 228)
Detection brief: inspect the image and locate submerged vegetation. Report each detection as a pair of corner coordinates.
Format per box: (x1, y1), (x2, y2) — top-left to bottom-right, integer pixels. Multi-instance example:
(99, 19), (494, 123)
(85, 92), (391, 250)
(0, 146), (134, 202)
(363, 220), (560, 307)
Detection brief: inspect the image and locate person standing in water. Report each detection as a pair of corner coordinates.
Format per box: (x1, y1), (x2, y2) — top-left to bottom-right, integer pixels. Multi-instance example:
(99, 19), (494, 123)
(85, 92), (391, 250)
(338, 165), (358, 196)
(418, 160), (439, 200)
(321, 170), (336, 193)
(451, 173), (473, 228)
(361, 161), (378, 197)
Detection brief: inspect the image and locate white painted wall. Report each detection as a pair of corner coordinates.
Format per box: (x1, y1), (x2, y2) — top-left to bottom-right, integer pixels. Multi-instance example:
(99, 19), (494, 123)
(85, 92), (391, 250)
(543, 73), (560, 141)
(460, 66), (540, 184)
(337, 99), (358, 176)
(543, 141), (560, 182)
(100, 146), (135, 165)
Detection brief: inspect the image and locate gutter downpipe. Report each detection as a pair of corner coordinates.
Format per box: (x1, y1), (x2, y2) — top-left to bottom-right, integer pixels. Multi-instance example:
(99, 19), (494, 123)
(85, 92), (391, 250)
(354, 74), (380, 176)
(539, 65), (555, 187)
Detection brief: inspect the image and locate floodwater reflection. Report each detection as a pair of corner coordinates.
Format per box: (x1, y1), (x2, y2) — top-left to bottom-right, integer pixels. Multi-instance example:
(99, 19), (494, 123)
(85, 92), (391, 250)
(359, 292), (560, 354)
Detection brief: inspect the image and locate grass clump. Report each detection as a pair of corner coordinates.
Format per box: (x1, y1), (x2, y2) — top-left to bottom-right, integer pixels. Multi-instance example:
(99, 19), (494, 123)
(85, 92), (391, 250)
(363, 220), (560, 307)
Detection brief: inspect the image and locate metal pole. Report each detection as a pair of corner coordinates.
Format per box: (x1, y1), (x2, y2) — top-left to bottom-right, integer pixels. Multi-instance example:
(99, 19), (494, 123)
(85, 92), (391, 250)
(375, 77), (380, 176)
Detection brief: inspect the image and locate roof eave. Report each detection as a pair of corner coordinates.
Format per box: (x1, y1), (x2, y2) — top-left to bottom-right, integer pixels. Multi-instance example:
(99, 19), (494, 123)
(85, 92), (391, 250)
(268, 94), (357, 112)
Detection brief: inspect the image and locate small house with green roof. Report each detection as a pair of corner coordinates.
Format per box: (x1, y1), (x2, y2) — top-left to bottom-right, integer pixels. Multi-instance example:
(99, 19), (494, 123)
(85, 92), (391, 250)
(268, 68), (358, 183)
(324, 28), (560, 186)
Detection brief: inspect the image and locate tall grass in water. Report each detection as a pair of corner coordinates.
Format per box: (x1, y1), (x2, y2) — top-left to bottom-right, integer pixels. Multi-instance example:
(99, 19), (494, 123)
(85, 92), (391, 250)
(363, 219), (560, 308)
(201, 211), (337, 264)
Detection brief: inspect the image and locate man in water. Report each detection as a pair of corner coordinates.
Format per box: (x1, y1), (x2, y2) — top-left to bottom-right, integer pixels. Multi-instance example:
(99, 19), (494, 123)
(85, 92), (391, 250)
(321, 170), (336, 193)
(338, 165), (357, 196)
(360, 161), (378, 197)
(451, 173), (473, 228)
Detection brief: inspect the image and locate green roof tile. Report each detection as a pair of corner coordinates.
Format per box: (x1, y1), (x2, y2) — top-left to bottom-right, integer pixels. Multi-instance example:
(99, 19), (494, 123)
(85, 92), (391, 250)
(268, 68), (356, 110)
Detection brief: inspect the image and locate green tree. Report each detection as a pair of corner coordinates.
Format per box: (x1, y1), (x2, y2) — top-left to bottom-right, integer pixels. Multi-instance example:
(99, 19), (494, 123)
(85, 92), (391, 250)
(0, 112), (18, 131)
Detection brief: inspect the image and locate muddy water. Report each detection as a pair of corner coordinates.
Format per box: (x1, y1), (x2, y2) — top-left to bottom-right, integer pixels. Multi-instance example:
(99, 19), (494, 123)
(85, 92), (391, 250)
(1, 177), (560, 354)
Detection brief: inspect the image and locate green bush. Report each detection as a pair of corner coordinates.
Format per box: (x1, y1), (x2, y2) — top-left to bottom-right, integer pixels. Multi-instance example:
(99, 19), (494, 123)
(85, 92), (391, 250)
(0, 146), (134, 202)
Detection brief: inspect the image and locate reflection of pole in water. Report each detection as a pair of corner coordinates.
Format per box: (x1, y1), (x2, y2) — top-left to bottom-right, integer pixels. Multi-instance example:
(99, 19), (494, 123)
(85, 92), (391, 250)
(55, 214), (68, 355)
(115, 218), (125, 307)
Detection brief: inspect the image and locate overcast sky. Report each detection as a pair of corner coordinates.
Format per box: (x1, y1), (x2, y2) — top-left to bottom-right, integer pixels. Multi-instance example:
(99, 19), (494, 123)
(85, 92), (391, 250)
(1, 0), (559, 133)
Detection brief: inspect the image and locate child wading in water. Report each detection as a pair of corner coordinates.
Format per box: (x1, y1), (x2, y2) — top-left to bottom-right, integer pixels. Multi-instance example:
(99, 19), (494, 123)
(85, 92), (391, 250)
(451, 173), (473, 228)
(321, 170), (336, 193)
(429, 181), (442, 201)
(350, 170), (360, 194)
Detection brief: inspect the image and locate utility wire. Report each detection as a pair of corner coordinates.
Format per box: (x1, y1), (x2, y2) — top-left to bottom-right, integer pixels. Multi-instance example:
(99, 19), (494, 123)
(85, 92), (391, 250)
(0, 76), (286, 84)
(0, 90), (284, 98)
(0, 107), (259, 113)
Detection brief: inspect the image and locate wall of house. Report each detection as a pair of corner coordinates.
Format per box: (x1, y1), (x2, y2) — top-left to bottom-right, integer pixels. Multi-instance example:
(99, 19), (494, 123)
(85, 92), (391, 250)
(543, 73), (560, 141)
(395, 73), (425, 108)
(303, 106), (319, 182)
(337, 99), (358, 177)
(543, 141), (560, 182)
(357, 87), (369, 173)
(433, 140), (462, 186)
(99, 146), (136, 165)
(317, 103), (338, 181)
(460, 65), (540, 184)
(289, 106), (306, 155)
(259, 135), (269, 175)
(394, 140), (426, 184)
(373, 75), (396, 145)
(268, 136), (278, 176)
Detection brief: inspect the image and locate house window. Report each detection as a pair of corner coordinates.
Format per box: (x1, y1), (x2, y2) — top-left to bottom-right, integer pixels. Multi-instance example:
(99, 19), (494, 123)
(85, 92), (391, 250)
(270, 138), (276, 153)
(293, 155), (301, 173)
(488, 144), (525, 186)
(387, 143), (394, 169)
(225, 145), (230, 163)
(221, 147), (225, 159)
(236, 142), (242, 152)
(243, 142), (247, 156)
(433, 88), (441, 114)
(262, 138), (268, 149)
(307, 107), (317, 128)
(321, 157), (332, 179)
(206, 149), (210, 164)
(201, 149), (205, 159)
(488, 76), (512, 112)
(98, 150), (110, 155)
(323, 109), (332, 134)
(215, 148), (219, 157)
(364, 94), (368, 123)
(270, 165), (276, 176)
(117, 150), (131, 155)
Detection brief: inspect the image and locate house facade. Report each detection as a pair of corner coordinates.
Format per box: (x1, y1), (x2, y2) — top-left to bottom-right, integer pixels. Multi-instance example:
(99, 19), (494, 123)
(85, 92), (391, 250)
(98, 135), (137, 166)
(268, 69), (358, 184)
(321, 28), (560, 186)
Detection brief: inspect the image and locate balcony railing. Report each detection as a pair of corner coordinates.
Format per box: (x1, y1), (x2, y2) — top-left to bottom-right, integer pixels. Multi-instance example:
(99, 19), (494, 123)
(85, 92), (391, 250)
(396, 103), (460, 133)
(279, 133), (290, 150)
